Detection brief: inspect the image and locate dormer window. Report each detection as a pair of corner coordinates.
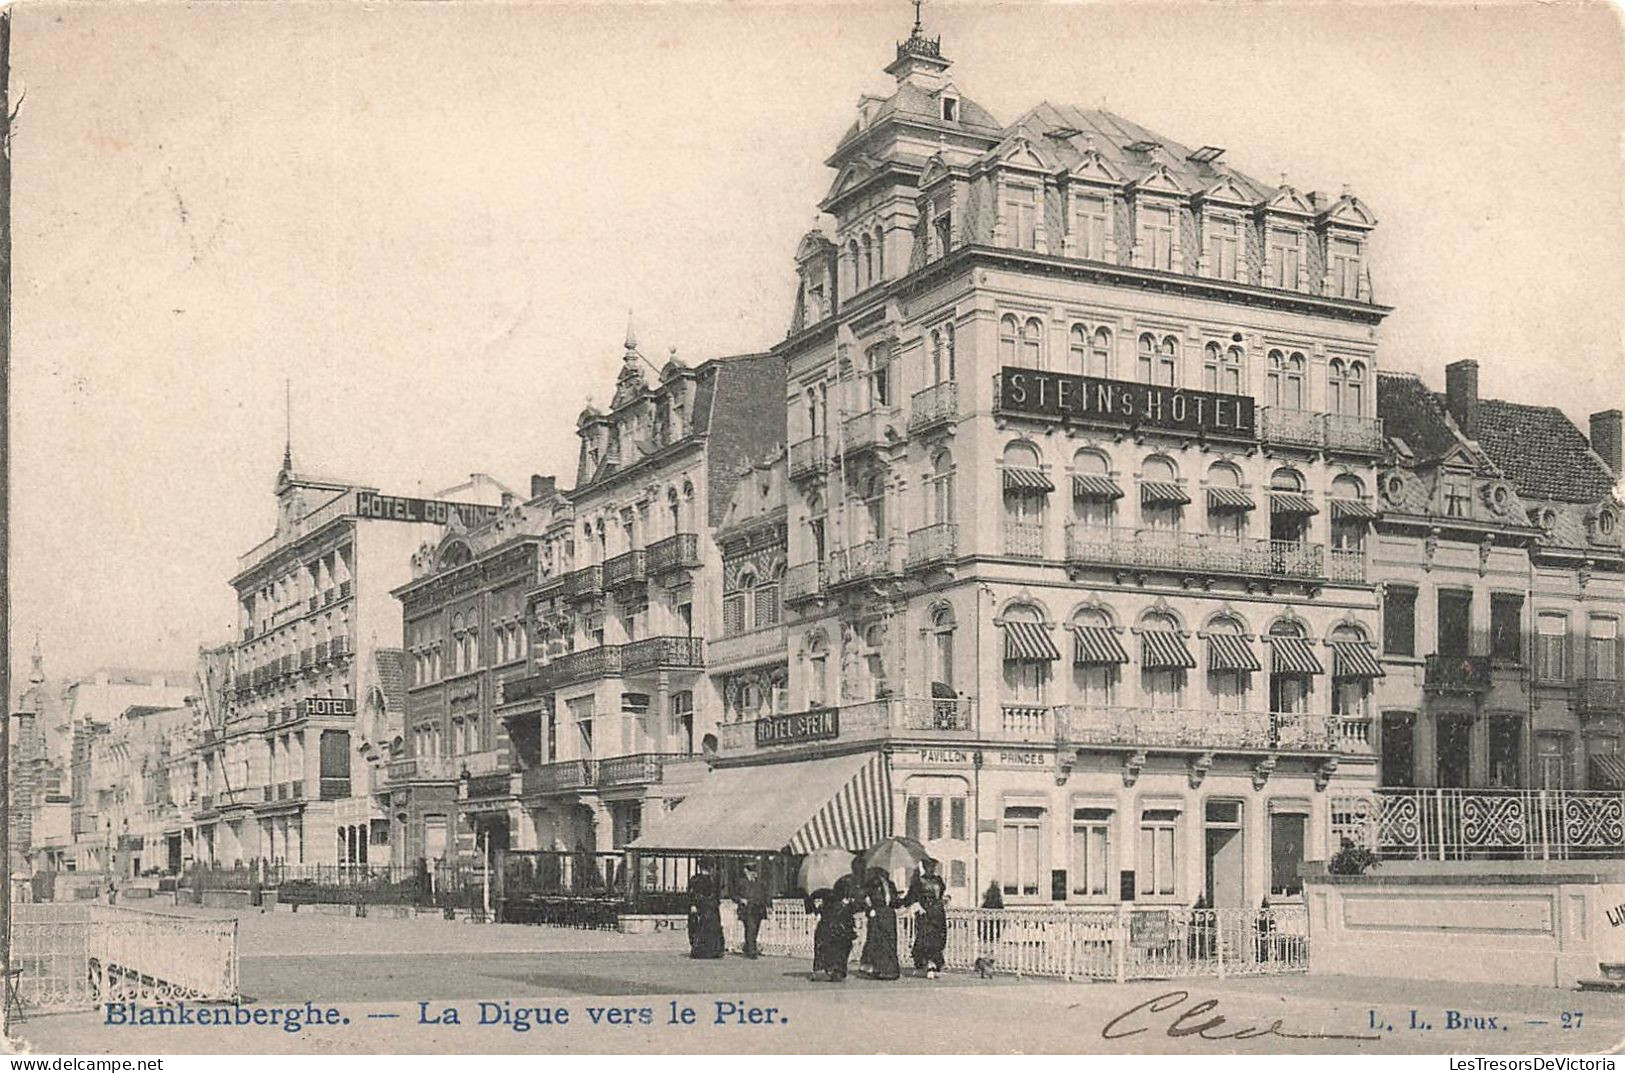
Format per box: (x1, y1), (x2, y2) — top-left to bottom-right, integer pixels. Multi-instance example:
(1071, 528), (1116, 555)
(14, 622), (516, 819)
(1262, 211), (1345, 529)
(1444, 477), (1472, 518)
(1329, 237), (1362, 299)
(1002, 184), (1039, 251)
(1267, 227), (1303, 289)
(932, 212), (953, 260)
(941, 95), (959, 122)
(1073, 194), (1110, 261)
(1139, 205), (1175, 271)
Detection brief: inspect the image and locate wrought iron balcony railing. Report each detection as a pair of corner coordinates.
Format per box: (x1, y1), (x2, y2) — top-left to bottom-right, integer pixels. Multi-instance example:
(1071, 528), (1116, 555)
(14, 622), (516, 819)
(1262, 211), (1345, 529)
(603, 549), (647, 589)
(1260, 408), (1384, 454)
(788, 435), (828, 480)
(829, 538), (903, 586)
(836, 407), (900, 457)
(908, 381), (959, 433)
(708, 624), (787, 667)
(717, 697), (976, 753)
(1065, 524), (1326, 580)
(560, 565), (604, 602)
(646, 532), (700, 574)
(784, 561), (826, 604)
(1423, 654), (1493, 694)
(1578, 677), (1624, 717)
(621, 635), (705, 674)
(1003, 521), (1045, 559)
(521, 759), (597, 795)
(1055, 705), (1348, 753)
(906, 523), (958, 570)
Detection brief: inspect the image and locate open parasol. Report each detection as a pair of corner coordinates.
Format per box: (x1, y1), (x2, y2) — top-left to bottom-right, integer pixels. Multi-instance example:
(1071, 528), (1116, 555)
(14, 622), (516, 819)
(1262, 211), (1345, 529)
(797, 846), (856, 892)
(863, 835), (932, 889)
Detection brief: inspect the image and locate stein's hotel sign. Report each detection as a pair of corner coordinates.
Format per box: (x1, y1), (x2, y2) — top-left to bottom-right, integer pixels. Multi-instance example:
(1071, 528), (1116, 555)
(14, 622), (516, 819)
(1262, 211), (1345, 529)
(999, 367), (1256, 438)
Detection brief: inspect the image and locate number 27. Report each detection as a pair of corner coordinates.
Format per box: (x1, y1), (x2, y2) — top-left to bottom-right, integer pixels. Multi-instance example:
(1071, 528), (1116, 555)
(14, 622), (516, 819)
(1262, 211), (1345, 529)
(1561, 1012), (1584, 1030)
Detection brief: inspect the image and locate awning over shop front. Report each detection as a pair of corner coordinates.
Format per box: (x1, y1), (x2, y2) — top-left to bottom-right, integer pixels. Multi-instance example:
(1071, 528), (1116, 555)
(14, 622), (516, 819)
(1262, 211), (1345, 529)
(1330, 641), (1385, 678)
(1590, 756), (1625, 791)
(1003, 467), (1055, 493)
(1140, 629), (1197, 670)
(1271, 635), (1326, 674)
(1207, 633), (1262, 672)
(627, 751), (891, 855)
(1072, 474), (1124, 500)
(1072, 626), (1130, 665)
(1003, 620), (1062, 661)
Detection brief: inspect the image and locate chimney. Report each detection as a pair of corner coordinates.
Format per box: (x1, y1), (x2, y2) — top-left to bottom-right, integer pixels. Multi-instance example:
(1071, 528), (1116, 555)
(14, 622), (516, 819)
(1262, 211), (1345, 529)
(529, 474), (556, 500)
(1591, 409), (1623, 477)
(1445, 360), (1480, 438)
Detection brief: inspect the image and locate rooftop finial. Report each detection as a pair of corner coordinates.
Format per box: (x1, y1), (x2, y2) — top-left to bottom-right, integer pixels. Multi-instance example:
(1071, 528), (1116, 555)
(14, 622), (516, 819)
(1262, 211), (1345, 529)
(912, 0), (923, 35)
(624, 309), (638, 352)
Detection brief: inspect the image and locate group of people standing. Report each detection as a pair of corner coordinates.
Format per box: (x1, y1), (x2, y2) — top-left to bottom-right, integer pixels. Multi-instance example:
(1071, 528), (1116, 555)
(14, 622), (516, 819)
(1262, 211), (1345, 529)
(806, 859), (949, 983)
(681, 856), (951, 982)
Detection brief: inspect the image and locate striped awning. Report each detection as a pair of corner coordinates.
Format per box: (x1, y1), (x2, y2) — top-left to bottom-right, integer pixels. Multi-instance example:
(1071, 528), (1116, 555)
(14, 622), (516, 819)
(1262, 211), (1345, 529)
(1271, 635), (1325, 674)
(1004, 467), (1055, 493)
(1003, 620), (1061, 661)
(1073, 626), (1130, 665)
(1141, 481), (1191, 506)
(1207, 487), (1256, 512)
(1072, 474), (1124, 500)
(1590, 756), (1625, 791)
(628, 751), (891, 854)
(1141, 629), (1197, 670)
(1270, 492), (1321, 516)
(1331, 498), (1379, 521)
(1330, 641), (1385, 679)
(1208, 633), (1262, 672)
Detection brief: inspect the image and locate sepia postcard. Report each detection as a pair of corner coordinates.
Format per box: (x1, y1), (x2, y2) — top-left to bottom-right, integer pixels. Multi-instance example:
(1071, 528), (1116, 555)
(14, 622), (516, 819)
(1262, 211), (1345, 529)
(3, 0), (1624, 1059)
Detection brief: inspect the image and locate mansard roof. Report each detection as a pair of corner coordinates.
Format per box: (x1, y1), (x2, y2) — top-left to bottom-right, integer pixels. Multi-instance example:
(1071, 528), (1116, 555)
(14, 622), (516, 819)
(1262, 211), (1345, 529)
(1473, 398), (1619, 504)
(831, 81), (1002, 160)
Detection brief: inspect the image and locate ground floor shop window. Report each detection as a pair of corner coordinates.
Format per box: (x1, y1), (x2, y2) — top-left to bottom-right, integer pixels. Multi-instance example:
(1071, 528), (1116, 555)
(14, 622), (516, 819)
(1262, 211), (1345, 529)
(1138, 808), (1178, 898)
(1000, 805), (1044, 898)
(1070, 808), (1111, 897)
(1269, 811), (1307, 897)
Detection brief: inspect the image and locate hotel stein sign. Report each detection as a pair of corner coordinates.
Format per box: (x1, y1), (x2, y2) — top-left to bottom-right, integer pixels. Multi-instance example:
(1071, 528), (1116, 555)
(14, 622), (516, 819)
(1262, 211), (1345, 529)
(354, 492), (502, 527)
(999, 366), (1256, 439)
(756, 708), (840, 747)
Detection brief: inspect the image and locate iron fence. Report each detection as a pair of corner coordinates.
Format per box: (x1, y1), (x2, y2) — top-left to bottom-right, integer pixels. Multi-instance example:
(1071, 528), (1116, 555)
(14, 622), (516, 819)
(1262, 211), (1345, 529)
(717, 901), (1306, 980)
(1372, 788), (1625, 860)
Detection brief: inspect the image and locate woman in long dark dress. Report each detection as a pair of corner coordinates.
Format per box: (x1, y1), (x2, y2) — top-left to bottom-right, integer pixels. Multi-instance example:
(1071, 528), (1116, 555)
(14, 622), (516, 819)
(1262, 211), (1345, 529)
(822, 872), (862, 982)
(804, 886), (838, 980)
(859, 867), (902, 980)
(685, 864), (724, 959)
(901, 858), (949, 978)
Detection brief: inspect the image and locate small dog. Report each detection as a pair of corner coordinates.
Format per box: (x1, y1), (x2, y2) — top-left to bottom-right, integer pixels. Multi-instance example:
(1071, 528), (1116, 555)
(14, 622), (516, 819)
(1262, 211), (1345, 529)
(972, 955), (996, 979)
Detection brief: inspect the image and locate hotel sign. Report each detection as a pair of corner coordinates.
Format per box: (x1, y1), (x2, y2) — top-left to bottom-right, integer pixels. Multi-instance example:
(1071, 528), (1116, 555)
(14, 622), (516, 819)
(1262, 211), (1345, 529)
(299, 696), (355, 718)
(354, 493), (502, 527)
(999, 367), (1256, 438)
(756, 708), (840, 747)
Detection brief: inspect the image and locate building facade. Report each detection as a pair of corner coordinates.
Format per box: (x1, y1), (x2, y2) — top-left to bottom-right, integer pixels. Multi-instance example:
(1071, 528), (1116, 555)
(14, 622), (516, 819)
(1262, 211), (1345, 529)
(1366, 363), (1623, 802)
(493, 330), (783, 854)
(201, 449), (510, 868)
(642, 24), (1391, 911)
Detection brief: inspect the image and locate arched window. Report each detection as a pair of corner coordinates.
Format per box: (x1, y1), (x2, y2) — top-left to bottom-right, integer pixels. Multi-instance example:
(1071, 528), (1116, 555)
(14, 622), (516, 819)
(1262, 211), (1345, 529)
(1021, 317), (1044, 368)
(1205, 615), (1254, 712)
(1137, 333), (1156, 383)
(861, 470), (887, 542)
(1328, 623), (1374, 722)
(807, 492), (827, 563)
(1157, 335), (1179, 387)
(864, 623), (890, 700)
(1330, 474), (1370, 554)
(1002, 442), (1049, 557)
(1268, 350), (1306, 409)
(1203, 343), (1222, 392)
(1071, 606), (1120, 705)
(451, 614), (466, 674)
(1090, 327), (1112, 377)
(724, 571), (754, 637)
(681, 480), (695, 532)
(847, 239), (860, 293)
(1070, 325), (1090, 374)
(926, 448), (955, 525)
(1140, 455), (1186, 531)
(873, 226), (885, 281)
(1268, 619), (1316, 717)
(1269, 467), (1313, 543)
(1001, 603), (1050, 704)
(1205, 461), (1249, 538)
(1327, 358), (1345, 416)
(756, 561), (784, 630)
(1139, 610), (1189, 707)
(806, 632), (829, 708)
(667, 487), (680, 534)
(1347, 361), (1366, 416)
(1071, 449), (1117, 529)
(930, 329), (946, 384)
(860, 232), (873, 290)
(866, 343), (892, 408)
(928, 604), (957, 692)
(999, 315), (1020, 366)
(944, 323), (956, 381)
(1206, 343), (1244, 394)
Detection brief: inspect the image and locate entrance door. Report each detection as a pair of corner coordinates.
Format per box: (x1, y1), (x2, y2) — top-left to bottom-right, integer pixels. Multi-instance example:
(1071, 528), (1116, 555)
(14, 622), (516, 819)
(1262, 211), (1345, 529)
(1203, 800), (1246, 908)
(167, 835), (182, 875)
(1436, 712), (1473, 787)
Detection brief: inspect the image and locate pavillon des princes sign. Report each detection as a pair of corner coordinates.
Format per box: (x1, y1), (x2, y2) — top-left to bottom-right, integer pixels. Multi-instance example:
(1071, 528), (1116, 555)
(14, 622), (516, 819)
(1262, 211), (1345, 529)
(999, 367), (1256, 438)
(353, 492), (502, 527)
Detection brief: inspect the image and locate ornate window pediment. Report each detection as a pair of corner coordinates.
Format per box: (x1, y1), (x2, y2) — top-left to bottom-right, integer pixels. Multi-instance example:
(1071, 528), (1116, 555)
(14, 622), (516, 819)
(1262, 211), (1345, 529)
(1260, 185), (1316, 219)
(1317, 193), (1377, 231)
(1067, 148), (1126, 188)
(998, 137), (1051, 174)
(1194, 175), (1255, 209)
(917, 154), (953, 191)
(1130, 164), (1191, 198)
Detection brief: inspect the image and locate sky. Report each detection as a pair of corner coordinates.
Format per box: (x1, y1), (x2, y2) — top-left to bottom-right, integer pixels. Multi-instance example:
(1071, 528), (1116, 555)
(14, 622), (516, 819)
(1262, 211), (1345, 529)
(10, 0), (1624, 682)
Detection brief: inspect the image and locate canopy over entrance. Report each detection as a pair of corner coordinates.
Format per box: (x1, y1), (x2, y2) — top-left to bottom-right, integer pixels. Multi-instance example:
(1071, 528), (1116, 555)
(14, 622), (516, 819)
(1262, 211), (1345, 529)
(628, 751), (890, 854)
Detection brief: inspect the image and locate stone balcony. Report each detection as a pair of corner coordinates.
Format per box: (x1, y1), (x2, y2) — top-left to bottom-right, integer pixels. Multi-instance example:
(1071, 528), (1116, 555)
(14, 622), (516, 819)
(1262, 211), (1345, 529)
(386, 755), (462, 783)
(829, 538), (904, 587)
(1065, 524), (1336, 582)
(908, 381), (959, 433)
(1577, 677), (1624, 719)
(905, 523), (957, 571)
(1054, 705), (1360, 754)
(788, 435), (828, 481)
(646, 532), (700, 574)
(709, 624), (788, 669)
(836, 407), (900, 458)
(603, 549), (647, 590)
(783, 561), (826, 606)
(560, 564), (604, 603)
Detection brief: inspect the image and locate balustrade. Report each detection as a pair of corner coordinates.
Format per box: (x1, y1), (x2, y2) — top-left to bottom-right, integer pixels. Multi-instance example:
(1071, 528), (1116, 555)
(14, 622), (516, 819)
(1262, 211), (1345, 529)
(788, 435), (828, 479)
(906, 522), (957, 569)
(908, 381), (959, 432)
(646, 532), (700, 573)
(1064, 524), (1325, 580)
(1003, 521), (1045, 559)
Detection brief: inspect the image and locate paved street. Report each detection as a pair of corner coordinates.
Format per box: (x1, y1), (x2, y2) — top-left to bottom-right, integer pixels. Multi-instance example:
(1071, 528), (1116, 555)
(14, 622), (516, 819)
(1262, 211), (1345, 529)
(7, 908), (1625, 1054)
